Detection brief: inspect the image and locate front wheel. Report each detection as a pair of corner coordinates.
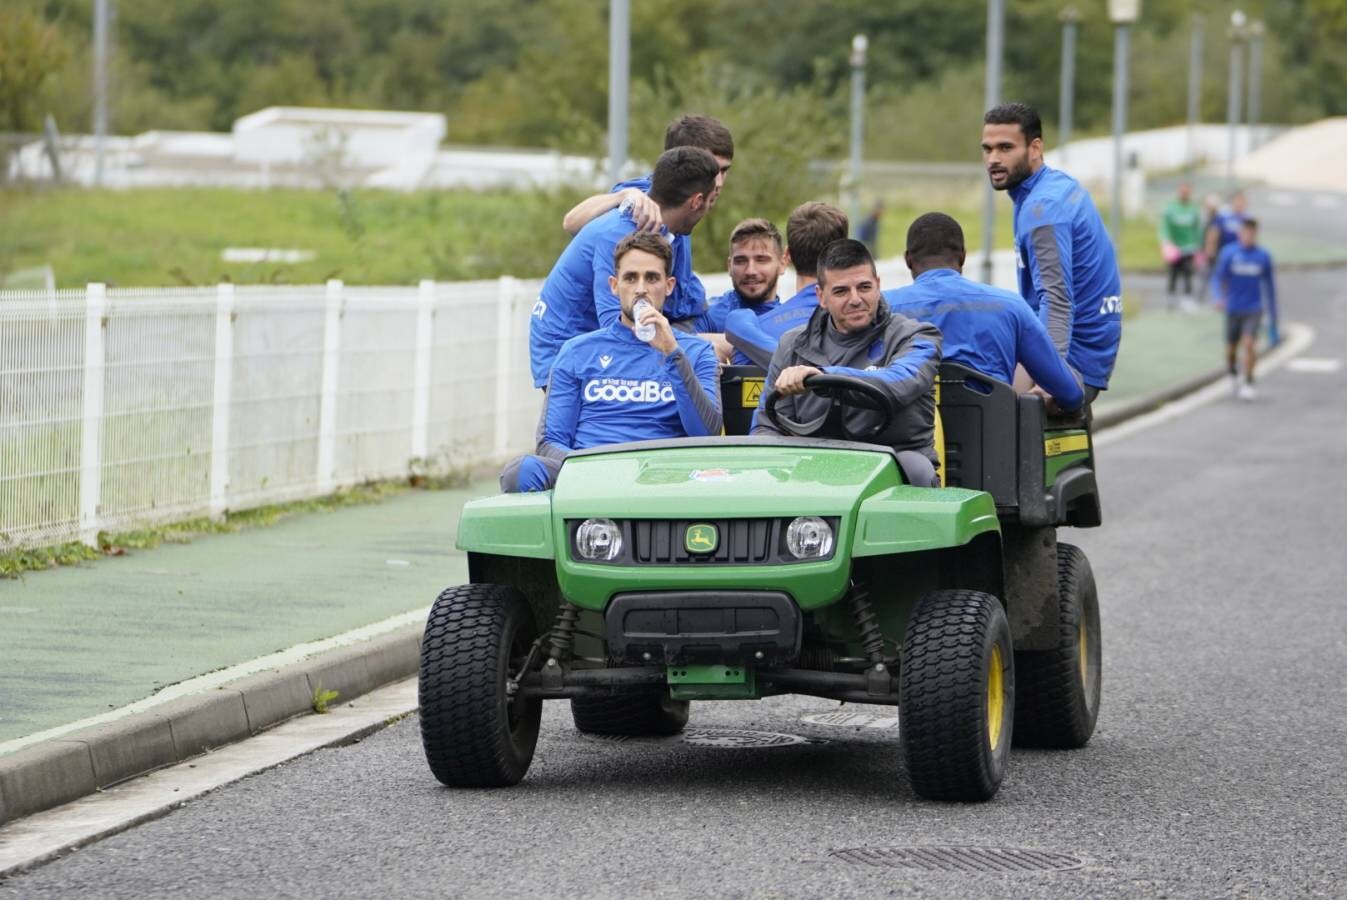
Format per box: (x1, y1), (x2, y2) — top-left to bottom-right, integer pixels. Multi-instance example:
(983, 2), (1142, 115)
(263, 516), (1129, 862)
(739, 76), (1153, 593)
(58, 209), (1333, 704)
(1013, 543), (1101, 748)
(418, 584), (542, 787)
(900, 589), (1014, 802)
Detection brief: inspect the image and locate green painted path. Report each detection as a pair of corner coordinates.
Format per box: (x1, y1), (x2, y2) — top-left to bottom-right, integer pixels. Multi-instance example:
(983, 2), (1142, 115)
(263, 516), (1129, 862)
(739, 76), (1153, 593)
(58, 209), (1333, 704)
(0, 299), (1233, 747)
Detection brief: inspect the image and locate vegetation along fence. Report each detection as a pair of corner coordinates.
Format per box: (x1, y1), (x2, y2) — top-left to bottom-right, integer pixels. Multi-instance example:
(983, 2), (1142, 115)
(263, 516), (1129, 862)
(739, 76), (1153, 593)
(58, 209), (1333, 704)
(0, 279), (544, 551)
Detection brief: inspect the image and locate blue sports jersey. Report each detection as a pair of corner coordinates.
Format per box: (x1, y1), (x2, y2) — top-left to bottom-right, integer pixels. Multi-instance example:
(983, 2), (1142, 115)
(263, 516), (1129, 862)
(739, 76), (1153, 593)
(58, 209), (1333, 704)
(1009, 165), (1123, 390)
(884, 268), (1084, 412)
(541, 322), (722, 452)
(612, 175), (707, 323)
(529, 207), (705, 388)
(692, 289), (778, 365)
(1213, 243), (1277, 318)
(723, 283), (819, 369)
(1211, 209), (1245, 252)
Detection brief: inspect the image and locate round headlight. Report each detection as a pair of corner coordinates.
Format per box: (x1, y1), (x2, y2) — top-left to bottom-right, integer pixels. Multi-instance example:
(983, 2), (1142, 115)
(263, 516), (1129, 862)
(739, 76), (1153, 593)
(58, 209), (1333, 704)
(786, 516), (834, 559)
(576, 518), (623, 561)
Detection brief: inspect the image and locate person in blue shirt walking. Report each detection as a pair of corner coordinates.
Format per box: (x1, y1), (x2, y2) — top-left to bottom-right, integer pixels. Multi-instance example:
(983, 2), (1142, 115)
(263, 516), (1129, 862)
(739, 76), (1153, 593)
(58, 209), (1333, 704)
(1212, 218), (1278, 402)
(691, 218), (785, 364)
(884, 212), (1083, 416)
(982, 102), (1122, 406)
(503, 232), (722, 493)
(529, 146), (720, 389)
(724, 201), (849, 368)
(561, 115), (734, 329)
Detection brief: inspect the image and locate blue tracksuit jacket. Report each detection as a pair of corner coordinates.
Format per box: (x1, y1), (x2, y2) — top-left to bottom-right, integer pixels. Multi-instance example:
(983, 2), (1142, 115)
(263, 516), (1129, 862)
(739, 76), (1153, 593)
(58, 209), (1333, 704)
(1213, 243), (1277, 319)
(692, 289), (778, 366)
(884, 268), (1084, 412)
(1009, 165), (1123, 390)
(612, 175), (707, 322)
(723, 283), (819, 369)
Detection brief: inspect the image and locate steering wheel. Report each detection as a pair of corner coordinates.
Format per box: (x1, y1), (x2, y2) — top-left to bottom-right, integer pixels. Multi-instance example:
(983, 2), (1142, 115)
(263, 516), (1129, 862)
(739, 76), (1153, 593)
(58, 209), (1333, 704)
(764, 373), (894, 441)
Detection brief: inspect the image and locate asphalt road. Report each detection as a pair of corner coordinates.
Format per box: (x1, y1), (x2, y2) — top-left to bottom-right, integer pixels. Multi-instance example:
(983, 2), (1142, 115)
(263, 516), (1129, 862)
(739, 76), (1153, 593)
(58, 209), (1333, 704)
(4, 268), (1345, 898)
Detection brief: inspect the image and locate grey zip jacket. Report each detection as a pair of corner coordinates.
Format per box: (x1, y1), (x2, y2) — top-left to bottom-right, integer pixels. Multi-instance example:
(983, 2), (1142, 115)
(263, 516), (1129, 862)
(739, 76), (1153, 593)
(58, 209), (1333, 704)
(751, 300), (942, 464)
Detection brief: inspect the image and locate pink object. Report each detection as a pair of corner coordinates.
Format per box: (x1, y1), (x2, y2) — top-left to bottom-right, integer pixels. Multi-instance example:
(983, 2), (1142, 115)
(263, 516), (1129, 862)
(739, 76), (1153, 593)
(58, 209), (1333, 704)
(1161, 242), (1182, 265)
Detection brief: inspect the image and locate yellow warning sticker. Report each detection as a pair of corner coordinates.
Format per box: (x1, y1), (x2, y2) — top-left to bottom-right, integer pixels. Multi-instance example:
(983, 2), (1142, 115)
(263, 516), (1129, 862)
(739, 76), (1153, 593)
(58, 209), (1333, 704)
(741, 378), (764, 408)
(1044, 434), (1090, 456)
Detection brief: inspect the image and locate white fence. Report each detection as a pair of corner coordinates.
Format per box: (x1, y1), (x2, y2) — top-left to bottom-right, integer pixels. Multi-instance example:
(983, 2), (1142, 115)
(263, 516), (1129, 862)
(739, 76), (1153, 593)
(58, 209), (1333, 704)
(0, 279), (543, 550)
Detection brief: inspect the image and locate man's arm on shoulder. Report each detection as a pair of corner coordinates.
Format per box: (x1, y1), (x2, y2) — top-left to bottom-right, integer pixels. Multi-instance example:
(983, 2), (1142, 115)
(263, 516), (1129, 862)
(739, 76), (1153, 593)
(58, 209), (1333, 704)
(563, 186), (662, 236)
(538, 359), (582, 460)
(822, 322), (943, 408)
(725, 307), (778, 369)
(1015, 305), (1084, 412)
(667, 340), (723, 437)
(1026, 216), (1076, 357)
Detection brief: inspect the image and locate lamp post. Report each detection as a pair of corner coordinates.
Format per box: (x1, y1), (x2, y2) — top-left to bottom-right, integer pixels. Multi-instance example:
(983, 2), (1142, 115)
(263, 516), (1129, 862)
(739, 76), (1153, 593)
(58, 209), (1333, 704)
(606, 0), (630, 186)
(1226, 10), (1247, 188)
(1186, 16), (1203, 170)
(847, 33), (868, 236)
(93, 0), (110, 187)
(1108, 0), (1140, 256)
(980, 0), (1004, 285)
(1246, 20), (1264, 152)
(1058, 6), (1081, 167)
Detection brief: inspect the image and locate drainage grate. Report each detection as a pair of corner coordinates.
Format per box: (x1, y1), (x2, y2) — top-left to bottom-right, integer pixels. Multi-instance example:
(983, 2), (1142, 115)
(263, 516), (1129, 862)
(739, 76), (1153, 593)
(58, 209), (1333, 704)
(802, 711), (900, 731)
(829, 846), (1084, 875)
(681, 727), (809, 748)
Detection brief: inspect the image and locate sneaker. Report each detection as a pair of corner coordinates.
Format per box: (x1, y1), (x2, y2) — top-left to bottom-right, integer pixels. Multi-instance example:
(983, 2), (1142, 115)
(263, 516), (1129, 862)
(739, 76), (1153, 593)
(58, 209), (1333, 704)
(1229, 373), (1241, 396)
(1238, 382), (1257, 402)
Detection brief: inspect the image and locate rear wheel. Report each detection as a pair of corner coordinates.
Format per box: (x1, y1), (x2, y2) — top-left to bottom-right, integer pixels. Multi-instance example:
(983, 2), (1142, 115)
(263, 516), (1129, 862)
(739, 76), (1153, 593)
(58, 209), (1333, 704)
(1013, 543), (1102, 748)
(419, 584), (541, 787)
(900, 589), (1014, 802)
(571, 690), (689, 737)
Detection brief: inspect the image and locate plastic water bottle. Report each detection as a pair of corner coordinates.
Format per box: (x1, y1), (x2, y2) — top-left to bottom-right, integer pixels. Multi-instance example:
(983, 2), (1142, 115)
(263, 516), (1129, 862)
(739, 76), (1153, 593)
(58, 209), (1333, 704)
(633, 298), (657, 342)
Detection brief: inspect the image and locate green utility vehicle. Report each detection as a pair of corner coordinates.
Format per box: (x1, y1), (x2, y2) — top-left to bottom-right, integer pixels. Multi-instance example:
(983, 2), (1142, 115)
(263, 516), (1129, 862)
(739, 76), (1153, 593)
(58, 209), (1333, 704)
(418, 363), (1102, 801)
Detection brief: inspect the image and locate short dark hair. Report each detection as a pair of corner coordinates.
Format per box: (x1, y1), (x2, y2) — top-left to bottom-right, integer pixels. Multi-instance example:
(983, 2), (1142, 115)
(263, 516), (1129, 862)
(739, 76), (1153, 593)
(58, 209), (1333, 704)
(613, 231), (673, 277)
(664, 114), (735, 160)
(786, 202), (849, 278)
(984, 102), (1043, 144)
(649, 146), (720, 207)
(729, 218), (783, 254)
(816, 238), (877, 286)
(1241, 217), (1259, 229)
(905, 212), (966, 264)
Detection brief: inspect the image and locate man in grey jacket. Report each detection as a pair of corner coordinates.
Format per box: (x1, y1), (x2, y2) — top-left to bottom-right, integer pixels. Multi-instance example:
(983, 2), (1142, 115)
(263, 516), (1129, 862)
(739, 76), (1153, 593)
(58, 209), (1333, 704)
(751, 239), (943, 486)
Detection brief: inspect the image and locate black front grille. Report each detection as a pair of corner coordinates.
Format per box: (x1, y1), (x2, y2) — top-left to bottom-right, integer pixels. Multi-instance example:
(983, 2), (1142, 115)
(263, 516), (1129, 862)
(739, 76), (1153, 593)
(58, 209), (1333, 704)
(631, 519), (775, 564)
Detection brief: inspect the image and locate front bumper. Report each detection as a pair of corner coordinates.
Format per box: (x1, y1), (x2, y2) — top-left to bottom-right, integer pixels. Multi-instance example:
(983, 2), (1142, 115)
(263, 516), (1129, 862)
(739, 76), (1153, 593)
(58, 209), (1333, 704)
(604, 590), (802, 666)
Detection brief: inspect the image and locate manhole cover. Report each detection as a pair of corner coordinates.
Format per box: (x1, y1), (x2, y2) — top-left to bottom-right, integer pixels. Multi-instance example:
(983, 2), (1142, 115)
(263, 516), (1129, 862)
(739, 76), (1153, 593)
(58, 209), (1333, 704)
(682, 727), (809, 748)
(802, 711), (900, 731)
(830, 846), (1083, 874)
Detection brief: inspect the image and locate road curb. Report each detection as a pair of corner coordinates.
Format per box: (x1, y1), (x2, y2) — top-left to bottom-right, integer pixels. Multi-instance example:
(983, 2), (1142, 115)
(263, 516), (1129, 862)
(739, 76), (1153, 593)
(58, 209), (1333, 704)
(0, 626), (421, 827)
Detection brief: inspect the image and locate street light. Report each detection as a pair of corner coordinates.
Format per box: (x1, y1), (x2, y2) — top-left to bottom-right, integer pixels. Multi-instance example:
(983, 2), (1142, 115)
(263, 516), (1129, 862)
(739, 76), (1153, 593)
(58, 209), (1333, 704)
(1226, 10), (1247, 188)
(1186, 15), (1204, 170)
(1058, 6), (1082, 168)
(1246, 20), (1265, 152)
(1108, 0), (1140, 256)
(847, 33), (868, 237)
(607, 0), (630, 186)
(980, 0), (1005, 285)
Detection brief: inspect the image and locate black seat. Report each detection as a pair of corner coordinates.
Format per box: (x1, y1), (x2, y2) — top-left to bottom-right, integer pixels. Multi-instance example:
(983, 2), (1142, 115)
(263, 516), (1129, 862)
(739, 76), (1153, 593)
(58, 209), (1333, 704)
(720, 365), (766, 436)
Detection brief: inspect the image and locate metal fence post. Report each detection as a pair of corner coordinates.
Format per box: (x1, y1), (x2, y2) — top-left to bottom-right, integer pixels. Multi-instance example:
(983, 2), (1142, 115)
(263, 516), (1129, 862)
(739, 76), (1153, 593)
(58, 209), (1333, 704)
(317, 279), (343, 494)
(209, 282), (235, 520)
(494, 276), (518, 458)
(78, 283), (106, 547)
(411, 279), (435, 463)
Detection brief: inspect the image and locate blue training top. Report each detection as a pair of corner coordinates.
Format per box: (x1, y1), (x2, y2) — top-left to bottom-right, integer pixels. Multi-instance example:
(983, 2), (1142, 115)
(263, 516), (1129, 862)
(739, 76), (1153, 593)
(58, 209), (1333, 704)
(1213, 243), (1277, 319)
(541, 322), (722, 451)
(529, 206), (704, 388)
(883, 268), (1084, 412)
(1009, 165), (1123, 390)
(723, 283), (819, 369)
(692, 289), (778, 366)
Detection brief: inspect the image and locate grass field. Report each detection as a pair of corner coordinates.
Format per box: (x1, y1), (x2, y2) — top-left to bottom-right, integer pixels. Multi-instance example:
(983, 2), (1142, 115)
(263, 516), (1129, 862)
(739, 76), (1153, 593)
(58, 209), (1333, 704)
(0, 183), (1168, 290)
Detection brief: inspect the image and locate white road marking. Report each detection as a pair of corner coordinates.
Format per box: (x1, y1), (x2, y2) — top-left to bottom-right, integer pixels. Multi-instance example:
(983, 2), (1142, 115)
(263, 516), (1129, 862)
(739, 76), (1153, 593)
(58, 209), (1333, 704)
(1311, 195), (1341, 210)
(1286, 357), (1341, 374)
(0, 679), (419, 878)
(1095, 322), (1315, 448)
(0, 607), (429, 757)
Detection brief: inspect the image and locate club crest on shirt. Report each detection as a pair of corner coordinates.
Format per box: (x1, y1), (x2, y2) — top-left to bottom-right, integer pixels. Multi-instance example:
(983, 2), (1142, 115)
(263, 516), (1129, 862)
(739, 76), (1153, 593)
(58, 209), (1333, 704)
(599, 354), (613, 369)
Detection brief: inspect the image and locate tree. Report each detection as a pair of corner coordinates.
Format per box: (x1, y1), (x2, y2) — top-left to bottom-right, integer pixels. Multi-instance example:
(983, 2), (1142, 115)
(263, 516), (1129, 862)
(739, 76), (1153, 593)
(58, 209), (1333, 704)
(0, 7), (68, 131)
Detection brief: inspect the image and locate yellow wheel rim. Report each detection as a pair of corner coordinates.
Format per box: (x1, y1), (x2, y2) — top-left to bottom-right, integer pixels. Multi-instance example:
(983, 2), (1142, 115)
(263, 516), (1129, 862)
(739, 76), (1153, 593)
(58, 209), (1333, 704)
(987, 644), (1005, 751)
(1078, 621), (1088, 687)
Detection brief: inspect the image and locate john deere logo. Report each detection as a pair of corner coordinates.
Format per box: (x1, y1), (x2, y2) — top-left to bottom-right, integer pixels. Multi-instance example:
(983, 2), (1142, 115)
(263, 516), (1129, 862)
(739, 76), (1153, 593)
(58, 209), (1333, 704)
(685, 523), (718, 554)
